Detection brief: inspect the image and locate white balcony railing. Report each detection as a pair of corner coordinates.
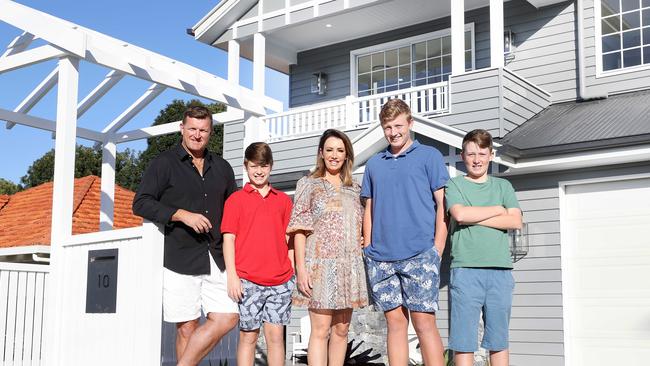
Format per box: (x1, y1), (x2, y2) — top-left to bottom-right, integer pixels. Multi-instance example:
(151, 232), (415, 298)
(264, 81), (449, 141)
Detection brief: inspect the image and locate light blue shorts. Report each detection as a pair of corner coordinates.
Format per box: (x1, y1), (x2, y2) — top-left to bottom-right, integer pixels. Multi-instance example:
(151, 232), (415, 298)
(448, 268), (514, 352)
(364, 247), (441, 313)
(238, 276), (295, 331)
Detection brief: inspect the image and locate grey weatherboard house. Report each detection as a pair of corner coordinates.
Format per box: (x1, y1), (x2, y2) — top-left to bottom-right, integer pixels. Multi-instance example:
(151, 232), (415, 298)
(192, 0), (650, 365)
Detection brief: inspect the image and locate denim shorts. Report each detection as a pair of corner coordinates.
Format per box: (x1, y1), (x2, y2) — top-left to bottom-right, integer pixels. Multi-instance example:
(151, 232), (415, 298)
(364, 247), (441, 313)
(238, 276), (295, 331)
(448, 268), (514, 352)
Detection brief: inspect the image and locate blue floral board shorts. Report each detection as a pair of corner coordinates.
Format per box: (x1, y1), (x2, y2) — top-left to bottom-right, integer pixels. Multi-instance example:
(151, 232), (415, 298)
(364, 247), (441, 313)
(239, 276), (295, 331)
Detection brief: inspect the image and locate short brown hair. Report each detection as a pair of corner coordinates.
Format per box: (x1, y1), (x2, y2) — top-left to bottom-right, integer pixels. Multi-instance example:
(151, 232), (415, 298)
(182, 105), (212, 126)
(311, 129), (355, 186)
(244, 142), (273, 166)
(462, 129), (493, 151)
(379, 98), (412, 125)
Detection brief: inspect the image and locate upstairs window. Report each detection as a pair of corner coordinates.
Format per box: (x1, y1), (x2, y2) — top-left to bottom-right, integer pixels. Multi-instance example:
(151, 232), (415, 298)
(353, 26), (474, 97)
(599, 0), (650, 72)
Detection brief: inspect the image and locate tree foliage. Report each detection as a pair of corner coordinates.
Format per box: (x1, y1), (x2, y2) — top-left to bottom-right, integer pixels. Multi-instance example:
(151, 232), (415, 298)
(18, 99), (226, 192)
(137, 99), (225, 175)
(0, 178), (21, 195)
(19, 146), (141, 190)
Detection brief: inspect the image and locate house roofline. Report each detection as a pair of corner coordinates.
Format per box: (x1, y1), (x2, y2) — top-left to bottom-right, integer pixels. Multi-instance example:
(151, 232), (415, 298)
(496, 133), (650, 159)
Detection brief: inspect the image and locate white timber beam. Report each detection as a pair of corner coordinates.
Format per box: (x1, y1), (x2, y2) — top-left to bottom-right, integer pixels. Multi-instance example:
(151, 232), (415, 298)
(0, 1), (281, 115)
(0, 1), (86, 57)
(228, 39), (240, 84)
(451, 0), (465, 75)
(490, 0), (504, 68)
(1, 31), (35, 58)
(253, 33), (266, 96)
(0, 107), (103, 141)
(101, 83), (166, 134)
(100, 141), (116, 231)
(0, 45), (68, 74)
(83, 38), (277, 115)
(46, 56), (80, 365)
(77, 70), (125, 118)
(110, 109), (245, 144)
(6, 67), (59, 129)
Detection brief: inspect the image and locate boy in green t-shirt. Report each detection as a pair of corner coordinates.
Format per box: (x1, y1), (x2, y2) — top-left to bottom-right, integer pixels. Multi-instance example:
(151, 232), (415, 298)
(445, 129), (522, 366)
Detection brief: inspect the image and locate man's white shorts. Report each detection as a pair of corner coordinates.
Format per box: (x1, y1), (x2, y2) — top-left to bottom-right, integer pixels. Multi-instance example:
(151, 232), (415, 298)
(163, 256), (238, 323)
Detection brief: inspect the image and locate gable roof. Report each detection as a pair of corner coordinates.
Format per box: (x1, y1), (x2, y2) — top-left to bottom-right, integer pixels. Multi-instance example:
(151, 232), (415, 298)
(0, 176), (142, 248)
(498, 90), (650, 158)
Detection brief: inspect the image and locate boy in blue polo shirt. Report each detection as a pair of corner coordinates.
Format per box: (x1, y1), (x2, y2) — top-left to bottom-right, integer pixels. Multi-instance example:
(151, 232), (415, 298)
(446, 129), (521, 366)
(361, 98), (449, 366)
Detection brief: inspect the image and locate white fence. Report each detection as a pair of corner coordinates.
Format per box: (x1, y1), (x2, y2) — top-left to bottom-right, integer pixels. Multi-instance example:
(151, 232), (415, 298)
(46, 223), (164, 366)
(0, 262), (49, 366)
(264, 81), (449, 141)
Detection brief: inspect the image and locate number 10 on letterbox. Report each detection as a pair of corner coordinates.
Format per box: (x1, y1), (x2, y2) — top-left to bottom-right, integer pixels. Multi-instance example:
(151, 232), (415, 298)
(86, 248), (119, 313)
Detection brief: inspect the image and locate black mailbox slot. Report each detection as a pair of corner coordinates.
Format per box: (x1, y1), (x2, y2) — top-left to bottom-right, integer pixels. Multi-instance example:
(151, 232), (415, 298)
(86, 248), (118, 313)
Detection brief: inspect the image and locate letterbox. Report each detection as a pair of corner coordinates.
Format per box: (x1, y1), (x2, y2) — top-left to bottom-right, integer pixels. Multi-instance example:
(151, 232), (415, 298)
(86, 248), (118, 313)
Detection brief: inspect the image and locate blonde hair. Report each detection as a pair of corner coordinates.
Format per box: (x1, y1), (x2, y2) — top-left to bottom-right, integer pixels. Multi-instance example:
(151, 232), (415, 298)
(379, 98), (412, 125)
(311, 129), (354, 186)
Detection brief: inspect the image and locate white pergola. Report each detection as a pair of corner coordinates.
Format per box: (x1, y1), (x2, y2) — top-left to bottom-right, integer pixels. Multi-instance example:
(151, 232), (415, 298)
(0, 1), (281, 363)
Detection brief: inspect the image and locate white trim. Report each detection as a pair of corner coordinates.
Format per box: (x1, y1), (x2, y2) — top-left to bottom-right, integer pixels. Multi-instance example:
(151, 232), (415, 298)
(77, 70), (125, 118)
(496, 143), (650, 174)
(0, 107), (103, 142)
(0, 44), (68, 74)
(6, 67), (59, 129)
(1, 31), (35, 58)
(100, 141), (116, 231)
(63, 226), (144, 248)
(102, 84), (165, 134)
(349, 24), (475, 96)
(0, 261), (50, 272)
(451, 0), (465, 75)
(489, 0), (504, 68)
(0, 246), (51, 256)
(253, 32), (266, 95)
(558, 172), (650, 366)
(594, 0), (650, 78)
(228, 39), (240, 84)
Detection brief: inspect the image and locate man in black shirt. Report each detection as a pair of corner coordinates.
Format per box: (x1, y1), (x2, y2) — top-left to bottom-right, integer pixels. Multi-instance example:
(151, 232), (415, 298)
(133, 106), (238, 366)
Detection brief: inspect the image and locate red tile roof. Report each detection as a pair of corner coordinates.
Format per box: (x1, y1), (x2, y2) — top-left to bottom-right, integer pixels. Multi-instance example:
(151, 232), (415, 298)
(0, 195), (9, 210)
(0, 176), (142, 248)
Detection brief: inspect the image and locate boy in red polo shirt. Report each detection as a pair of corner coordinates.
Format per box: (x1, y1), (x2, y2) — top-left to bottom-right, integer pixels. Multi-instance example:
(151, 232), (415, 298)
(221, 142), (294, 366)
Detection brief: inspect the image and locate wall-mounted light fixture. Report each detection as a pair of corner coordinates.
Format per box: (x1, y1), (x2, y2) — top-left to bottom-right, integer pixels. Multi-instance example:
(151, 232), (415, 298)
(509, 221), (528, 262)
(311, 72), (327, 95)
(504, 28), (516, 63)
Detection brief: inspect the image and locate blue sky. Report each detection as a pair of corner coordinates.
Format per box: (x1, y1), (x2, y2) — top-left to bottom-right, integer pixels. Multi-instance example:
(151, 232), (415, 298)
(0, 0), (289, 185)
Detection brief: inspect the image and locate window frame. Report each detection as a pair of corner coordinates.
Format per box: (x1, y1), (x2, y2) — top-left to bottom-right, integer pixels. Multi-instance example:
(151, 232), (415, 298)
(595, 0), (650, 77)
(349, 23), (475, 96)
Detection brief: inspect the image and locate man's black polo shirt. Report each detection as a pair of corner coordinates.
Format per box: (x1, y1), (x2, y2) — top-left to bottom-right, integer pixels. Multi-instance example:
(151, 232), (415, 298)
(133, 143), (236, 275)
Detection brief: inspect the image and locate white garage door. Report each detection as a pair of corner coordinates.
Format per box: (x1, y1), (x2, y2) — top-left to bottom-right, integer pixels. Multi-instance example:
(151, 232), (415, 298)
(563, 176), (650, 366)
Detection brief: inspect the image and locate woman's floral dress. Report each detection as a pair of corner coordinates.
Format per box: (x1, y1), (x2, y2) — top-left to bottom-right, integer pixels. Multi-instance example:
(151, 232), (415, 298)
(287, 176), (369, 309)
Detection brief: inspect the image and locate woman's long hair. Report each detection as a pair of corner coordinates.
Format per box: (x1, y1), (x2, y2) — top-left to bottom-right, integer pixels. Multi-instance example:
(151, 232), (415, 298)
(311, 129), (355, 186)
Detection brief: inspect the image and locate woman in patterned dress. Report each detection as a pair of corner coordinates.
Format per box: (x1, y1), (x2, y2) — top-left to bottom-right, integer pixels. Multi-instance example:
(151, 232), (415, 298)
(287, 129), (369, 366)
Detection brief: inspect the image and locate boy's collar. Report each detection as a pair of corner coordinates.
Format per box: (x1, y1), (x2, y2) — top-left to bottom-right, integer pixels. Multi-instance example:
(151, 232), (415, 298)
(380, 139), (420, 158)
(243, 182), (277, 195)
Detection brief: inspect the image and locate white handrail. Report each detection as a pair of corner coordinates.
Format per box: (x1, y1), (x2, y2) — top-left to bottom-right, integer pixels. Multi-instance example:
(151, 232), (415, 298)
(263, 81), (449, 141)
